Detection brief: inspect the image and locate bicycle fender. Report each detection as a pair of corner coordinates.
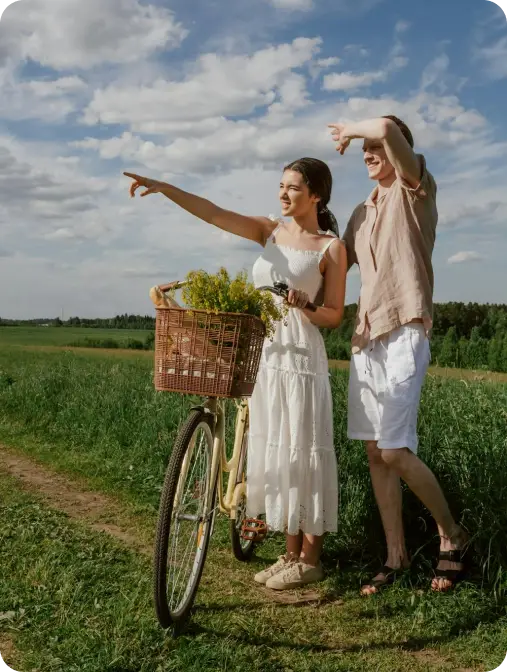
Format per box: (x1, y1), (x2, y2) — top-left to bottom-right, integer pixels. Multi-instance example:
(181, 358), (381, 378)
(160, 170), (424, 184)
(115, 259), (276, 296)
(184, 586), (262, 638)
(190, 404), (215, 422)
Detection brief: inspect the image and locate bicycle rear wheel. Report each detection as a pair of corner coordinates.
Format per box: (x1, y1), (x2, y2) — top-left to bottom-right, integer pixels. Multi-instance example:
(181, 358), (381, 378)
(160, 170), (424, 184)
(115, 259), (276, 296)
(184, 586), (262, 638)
(230, 430), (256, 561)
(153, 408), (217, 628)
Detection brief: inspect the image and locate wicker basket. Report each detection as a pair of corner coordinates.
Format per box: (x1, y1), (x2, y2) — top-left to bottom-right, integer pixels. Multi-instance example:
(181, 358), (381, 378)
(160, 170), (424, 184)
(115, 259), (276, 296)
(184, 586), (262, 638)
(154, 307), (266, 398)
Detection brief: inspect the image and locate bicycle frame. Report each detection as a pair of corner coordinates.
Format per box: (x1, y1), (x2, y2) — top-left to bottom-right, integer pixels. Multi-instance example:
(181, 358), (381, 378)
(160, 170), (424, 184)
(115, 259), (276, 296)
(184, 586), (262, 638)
(203, 397), (249, 521)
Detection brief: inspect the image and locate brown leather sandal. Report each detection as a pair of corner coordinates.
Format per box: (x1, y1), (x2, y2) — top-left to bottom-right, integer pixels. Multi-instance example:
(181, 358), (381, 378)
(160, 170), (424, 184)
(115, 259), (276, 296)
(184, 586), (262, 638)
(432, 549), (467, 591)
(361, 565), (407, 594)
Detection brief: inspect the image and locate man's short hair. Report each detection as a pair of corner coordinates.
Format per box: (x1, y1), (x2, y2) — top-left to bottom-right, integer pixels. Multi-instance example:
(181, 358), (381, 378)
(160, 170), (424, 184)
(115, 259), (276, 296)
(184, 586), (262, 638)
(382, 115), (414, 148)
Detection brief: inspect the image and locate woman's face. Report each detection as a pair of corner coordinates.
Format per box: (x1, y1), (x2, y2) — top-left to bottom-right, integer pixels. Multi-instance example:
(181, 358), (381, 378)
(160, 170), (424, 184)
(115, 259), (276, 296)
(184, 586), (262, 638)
(279, 170), (320, 218)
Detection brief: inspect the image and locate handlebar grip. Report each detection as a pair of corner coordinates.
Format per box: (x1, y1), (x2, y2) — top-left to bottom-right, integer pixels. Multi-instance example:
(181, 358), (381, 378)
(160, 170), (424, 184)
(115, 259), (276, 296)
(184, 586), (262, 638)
(158, 281), (186, 293)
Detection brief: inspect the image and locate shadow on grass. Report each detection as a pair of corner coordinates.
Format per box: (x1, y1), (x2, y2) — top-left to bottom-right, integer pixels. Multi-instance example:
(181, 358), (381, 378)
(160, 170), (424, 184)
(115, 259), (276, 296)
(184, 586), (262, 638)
(177, 607), (507, 656)
(180, 574), (507, 656)
(176, 620), (489, 655)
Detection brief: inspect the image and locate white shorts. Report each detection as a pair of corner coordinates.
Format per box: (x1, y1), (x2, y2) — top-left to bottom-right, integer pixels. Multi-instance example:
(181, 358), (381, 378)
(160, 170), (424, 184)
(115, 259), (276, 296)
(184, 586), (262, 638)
(347, 324), (430, 453)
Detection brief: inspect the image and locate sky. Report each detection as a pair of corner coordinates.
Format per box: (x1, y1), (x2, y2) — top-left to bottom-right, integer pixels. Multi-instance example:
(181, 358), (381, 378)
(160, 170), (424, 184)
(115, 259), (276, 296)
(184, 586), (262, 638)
(0, 0), (506, 319)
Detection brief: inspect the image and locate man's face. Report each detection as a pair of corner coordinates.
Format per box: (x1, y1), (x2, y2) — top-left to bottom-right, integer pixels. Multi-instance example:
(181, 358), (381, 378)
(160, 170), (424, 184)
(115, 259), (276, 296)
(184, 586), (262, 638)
(362, 139), (396, 182)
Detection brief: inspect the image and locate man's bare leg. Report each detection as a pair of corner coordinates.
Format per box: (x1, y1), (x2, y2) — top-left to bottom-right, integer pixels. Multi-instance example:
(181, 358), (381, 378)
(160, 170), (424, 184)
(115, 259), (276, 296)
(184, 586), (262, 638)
(381, 447), (468, 592)
(362, 441), (409, 595)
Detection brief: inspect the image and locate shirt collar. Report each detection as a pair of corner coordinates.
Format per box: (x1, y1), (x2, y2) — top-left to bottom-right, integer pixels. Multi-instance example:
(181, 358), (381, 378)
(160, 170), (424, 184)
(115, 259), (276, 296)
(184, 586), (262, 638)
(365, 184), (389, 208)
(365, 185), (379, 208)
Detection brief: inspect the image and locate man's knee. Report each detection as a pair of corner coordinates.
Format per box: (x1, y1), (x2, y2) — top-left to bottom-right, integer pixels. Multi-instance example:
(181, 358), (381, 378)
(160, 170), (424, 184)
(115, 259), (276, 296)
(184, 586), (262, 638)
(380, 448), (409, 468)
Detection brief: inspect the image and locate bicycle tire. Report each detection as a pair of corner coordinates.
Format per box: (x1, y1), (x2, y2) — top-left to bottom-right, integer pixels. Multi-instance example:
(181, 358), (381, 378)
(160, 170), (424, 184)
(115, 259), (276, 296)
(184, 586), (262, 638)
(153, 408), (217, 628)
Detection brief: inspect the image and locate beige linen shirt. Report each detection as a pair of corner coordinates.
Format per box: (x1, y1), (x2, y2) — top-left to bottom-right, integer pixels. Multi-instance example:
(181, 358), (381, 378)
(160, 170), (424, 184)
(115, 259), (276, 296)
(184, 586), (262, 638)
(343, 155), (437, 353)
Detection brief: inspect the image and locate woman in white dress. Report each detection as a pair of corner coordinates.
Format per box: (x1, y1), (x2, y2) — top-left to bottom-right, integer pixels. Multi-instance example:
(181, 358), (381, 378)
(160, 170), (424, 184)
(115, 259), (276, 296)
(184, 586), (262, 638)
(124, 158), (347, 590)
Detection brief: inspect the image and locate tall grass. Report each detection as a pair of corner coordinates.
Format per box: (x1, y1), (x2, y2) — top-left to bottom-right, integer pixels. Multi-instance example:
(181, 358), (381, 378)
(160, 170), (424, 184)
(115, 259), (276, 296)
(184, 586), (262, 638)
(0, 348), (506, 585)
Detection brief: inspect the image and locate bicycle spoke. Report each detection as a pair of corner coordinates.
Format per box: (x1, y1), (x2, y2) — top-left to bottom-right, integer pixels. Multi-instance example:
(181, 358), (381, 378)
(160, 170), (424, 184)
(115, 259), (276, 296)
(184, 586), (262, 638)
(164, 423), (212, 614)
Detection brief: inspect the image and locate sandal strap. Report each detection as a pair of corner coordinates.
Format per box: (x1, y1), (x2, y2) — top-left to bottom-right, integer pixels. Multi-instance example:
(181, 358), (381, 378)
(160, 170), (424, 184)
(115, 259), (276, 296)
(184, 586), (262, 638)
(379, 565), (398, 576)
(369, 565), (399, 588)
(435, 568), (464, 580)
(439, 550), (463, 563)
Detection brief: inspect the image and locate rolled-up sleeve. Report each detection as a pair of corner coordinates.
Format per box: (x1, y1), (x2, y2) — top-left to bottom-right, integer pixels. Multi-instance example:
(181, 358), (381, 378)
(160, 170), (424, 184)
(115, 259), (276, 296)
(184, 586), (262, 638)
(399, 155), (436, 201)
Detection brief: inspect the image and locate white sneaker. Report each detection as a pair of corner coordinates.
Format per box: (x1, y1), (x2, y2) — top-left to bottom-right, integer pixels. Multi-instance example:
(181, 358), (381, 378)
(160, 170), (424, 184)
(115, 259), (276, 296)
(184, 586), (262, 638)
(254, 554), (298, 585)
(265, 560), (324, 591)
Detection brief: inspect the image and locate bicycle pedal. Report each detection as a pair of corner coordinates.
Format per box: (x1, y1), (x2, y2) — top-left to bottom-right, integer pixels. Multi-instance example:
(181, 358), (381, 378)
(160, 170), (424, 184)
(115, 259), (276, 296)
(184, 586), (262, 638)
(241, 518), (267, 542)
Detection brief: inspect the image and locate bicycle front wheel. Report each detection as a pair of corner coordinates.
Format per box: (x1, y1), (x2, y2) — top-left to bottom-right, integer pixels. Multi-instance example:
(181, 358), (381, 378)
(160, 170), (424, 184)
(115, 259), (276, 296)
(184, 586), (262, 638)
(153, 408), (216, 628)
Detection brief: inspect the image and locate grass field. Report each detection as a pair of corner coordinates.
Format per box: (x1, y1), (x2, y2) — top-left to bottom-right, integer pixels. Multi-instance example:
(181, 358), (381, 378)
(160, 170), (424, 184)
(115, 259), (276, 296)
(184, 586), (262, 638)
(0, 344), (506, 671)
(3, 326), (507, 385)
(0, 326), (152, 347)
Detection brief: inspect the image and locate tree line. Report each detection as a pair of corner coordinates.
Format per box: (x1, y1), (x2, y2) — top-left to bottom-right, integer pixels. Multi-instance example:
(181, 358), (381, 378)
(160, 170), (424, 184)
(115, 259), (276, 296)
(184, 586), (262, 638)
(322, 302), (507, 373)
(0, 314), (156, 330)
(2, 302), (506, 372)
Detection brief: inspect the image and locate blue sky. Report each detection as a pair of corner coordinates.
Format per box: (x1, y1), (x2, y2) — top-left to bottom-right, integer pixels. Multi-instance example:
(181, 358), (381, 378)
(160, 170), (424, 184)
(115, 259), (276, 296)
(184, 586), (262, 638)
(0, 0), (506, 319)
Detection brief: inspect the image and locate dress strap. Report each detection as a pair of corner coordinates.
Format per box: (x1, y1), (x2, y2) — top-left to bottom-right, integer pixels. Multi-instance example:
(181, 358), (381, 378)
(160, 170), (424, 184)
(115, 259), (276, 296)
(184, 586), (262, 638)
(318, 233), (338, 258)
(267, 214), (284, 242)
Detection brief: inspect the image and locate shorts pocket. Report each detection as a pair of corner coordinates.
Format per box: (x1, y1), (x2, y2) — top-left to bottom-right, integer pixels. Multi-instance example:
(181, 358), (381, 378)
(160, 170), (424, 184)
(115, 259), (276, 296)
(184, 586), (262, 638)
(385, 327), (416, 389)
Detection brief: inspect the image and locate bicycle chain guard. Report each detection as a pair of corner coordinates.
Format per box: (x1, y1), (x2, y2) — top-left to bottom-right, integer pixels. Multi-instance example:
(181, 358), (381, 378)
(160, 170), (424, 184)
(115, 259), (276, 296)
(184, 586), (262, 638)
(240, 518), (268, 542)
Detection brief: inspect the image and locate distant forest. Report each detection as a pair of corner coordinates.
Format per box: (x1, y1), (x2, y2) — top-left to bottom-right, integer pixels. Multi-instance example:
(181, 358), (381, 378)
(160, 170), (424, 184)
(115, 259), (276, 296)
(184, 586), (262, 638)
(2, 302), (507, 373)
(321, 303), (507, 373)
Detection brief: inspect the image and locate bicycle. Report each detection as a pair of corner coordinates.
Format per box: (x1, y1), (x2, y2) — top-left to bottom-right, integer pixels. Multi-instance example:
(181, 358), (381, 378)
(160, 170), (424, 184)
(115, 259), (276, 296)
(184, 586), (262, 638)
(151, 280), (316, 629)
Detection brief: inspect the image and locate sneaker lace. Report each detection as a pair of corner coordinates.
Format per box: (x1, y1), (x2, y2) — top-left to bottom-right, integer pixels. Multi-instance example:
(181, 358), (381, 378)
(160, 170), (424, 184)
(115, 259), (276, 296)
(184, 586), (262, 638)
(277, 560), (303, 581)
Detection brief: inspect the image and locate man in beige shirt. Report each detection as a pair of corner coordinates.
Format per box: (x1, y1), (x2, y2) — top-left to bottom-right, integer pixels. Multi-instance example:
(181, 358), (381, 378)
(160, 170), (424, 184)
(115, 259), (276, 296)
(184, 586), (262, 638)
(329, 116), (467, 594)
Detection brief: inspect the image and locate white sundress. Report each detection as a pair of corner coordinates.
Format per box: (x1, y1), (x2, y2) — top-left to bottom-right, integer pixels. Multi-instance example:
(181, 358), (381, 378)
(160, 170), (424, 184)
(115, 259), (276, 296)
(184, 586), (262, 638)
(246, 220), (339, 536)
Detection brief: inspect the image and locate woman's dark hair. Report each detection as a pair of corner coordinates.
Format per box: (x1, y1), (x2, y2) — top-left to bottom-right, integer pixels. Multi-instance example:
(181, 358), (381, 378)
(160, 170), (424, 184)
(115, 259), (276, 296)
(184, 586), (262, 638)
(283, 157), (339, 236)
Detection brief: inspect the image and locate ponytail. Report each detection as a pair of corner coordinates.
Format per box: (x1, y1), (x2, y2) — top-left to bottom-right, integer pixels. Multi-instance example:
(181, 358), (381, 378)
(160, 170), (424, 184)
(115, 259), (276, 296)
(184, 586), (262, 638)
(317, 205), (339, 237)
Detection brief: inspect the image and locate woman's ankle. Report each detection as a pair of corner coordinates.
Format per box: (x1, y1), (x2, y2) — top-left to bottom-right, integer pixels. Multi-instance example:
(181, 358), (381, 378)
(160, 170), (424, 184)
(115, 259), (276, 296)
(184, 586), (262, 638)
(299, 553), (320, 567)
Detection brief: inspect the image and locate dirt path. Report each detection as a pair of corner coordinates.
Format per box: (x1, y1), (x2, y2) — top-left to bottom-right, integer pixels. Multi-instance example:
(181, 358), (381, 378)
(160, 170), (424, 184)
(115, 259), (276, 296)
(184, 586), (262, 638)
(0, 444), (322, 606)
(0, 446), (153, 555)
(0, 636), (19, 672)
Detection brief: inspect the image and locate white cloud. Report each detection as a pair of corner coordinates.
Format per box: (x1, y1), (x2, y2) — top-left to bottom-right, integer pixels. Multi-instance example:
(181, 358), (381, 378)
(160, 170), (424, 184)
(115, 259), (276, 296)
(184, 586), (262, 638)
(1, 4), (506, 318)
(73, 86), (501, 180)
(25, 77), (88, 97)
(395, 20), (411, 33)
(44, 228), (80, 242)
(74, 103), (342, 176)
(322, 24), (408, 92)
(0, 75), (88, 122)
(0, 0), (188, 70)
(344, 45), (369, 57)
(317, 57), (341, 68)
(0, 136), (130, 252)
(323, 69), (387, 91)
(475, 35), (507, 80)
(81, 37), (322, 131)
(0, 139), (102, 220)
(439, 199), (506, 230)
(267, 0), (313, 8)
(447, 251), (485, 264)
(420, 54), (450, 90)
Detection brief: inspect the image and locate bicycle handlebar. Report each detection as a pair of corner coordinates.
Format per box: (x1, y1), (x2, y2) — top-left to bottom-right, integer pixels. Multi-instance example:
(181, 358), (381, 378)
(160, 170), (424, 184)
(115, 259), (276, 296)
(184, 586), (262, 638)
(156, 280), (317, 312)
(158, 281), (186, 293)
(257, 282), (317, 312)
